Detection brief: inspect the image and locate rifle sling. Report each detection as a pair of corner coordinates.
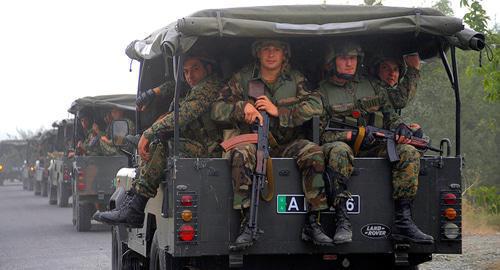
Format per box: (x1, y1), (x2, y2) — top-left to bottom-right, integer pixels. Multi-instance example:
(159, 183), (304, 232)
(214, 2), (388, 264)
(353, 126), (366, 156)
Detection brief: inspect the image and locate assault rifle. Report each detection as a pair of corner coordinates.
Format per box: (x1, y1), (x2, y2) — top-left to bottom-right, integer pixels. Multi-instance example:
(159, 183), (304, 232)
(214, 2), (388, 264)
(247, 81), (270, 244)
(326, 118), (441, 162)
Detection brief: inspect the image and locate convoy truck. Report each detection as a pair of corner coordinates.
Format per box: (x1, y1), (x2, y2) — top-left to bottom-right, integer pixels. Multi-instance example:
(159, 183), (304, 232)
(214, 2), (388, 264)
(108, 5), (484, 269)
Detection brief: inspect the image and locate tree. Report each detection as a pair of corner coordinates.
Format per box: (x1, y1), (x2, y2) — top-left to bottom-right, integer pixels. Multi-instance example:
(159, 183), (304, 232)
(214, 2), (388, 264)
(432, 0), (454, 16)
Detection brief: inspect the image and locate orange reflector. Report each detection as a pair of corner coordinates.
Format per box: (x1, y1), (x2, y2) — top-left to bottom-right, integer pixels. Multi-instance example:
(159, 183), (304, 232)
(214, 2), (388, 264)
(181, 210), (193, 222)
(179, 224), (195, 241)
(444, 208), (457, 220)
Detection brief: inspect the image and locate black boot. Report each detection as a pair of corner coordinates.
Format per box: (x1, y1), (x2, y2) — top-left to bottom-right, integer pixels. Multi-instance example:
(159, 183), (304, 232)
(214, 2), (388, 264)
(333, 198), (352, 244)
(230, 208), (254, 251)
(93, 189), (148, 228)
(392, 199), (434, 244)
(301, 211), (334, 246)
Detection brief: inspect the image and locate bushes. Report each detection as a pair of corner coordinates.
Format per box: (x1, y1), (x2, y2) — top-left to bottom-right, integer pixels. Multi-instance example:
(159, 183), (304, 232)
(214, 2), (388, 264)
(467, 185), (500, 215)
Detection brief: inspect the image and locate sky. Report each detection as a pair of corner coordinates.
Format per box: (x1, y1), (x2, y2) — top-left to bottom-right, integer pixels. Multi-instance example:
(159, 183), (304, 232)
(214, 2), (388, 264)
(0, 0), (498, 139)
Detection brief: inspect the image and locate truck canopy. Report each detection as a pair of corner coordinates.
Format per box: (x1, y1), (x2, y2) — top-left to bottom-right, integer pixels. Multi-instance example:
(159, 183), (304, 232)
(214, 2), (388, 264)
(68, 94), (136, 114)
(126, 5), (484, 62)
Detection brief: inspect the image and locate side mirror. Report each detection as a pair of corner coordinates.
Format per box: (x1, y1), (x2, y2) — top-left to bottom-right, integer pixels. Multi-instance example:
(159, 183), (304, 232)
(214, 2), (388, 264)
(112, 120), (130, 146)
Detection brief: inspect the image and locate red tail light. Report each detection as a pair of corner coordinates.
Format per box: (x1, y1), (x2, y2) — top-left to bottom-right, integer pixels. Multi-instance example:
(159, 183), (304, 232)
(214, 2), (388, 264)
(178, 224), (195, 241)
(63, 169), (71, 181)
(443, 193), (457, 205)
(77, 182), (87, 191)
(181, 195), (193, 206)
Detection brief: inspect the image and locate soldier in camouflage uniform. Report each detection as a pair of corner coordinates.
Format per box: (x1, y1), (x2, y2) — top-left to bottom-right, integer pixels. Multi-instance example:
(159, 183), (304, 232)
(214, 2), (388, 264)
(211, 39), (331, 249)
(369, 52), (421, 109)
(99, 108), (136, 156)
(319, 41), (433, 244)
(94, 55), (223, 227)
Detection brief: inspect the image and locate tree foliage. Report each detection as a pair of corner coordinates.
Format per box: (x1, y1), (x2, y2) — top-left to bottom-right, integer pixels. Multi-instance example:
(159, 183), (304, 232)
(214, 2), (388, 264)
(432, 0), (454, 16)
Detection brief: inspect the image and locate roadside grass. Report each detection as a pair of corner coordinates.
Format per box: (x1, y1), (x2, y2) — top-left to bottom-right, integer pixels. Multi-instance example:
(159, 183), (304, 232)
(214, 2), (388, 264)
(462, 198), (500, 235)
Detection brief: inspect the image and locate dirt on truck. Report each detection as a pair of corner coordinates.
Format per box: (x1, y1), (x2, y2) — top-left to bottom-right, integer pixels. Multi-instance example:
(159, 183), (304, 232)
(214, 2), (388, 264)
(106, 4), (485, 270)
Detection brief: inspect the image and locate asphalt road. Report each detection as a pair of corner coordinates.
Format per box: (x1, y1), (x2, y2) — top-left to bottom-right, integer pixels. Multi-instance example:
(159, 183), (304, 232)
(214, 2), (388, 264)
(0, 181), (111, 270)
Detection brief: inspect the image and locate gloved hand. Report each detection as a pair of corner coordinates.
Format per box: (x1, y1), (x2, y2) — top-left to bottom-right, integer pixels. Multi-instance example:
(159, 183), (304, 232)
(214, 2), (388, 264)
(395, 123), (413, 144)
(358, 126), (378, 148)
(409, 123), (423, 138)
(136, 89), (156, 109)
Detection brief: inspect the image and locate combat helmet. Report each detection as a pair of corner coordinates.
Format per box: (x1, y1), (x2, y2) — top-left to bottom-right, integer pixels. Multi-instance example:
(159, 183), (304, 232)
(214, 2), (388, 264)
(324, 41), (364, 80)
(251, 39), (291, 59)
(368, 52), (407, 84)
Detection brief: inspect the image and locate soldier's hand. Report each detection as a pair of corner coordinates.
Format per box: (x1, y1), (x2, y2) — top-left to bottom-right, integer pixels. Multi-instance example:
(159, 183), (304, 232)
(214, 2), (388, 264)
(138, 135), (151, 161)
(136, 88), (158, 111)
(255, 96), (278, 117)
(409, 123), (423, 138)
(404, 54), (421, 70)
(243, 102), (264, 125)
(395, 123), (413, 144)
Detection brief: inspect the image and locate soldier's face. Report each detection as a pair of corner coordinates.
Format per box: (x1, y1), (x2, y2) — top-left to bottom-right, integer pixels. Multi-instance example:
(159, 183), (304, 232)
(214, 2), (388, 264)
(257, 45), (285, 71)
(183, 58), (210, 88)
(80, 117), (90, 130)
(378, 60), (400, 86)
(335, 55), (357, 75)
(110, 109), (124, 120)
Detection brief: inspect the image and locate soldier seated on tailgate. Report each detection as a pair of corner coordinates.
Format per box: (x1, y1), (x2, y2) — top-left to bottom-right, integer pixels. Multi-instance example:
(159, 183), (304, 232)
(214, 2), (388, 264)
(370, 52), (421, 110)
(93, 54), (224, 228)
(211, 39), (327, 250)
(318, 40), (434, 245)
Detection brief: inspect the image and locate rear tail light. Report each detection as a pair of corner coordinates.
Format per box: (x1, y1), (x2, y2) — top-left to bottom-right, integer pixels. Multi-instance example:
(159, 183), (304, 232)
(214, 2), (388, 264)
(440, 189), (461, 240)
(63, 168), (71, 181)
(178, 224), (195, 241)
(443, 193), (457, 205)
(78, 170), (85, 181)
(181, 195), (193, 206)
(77, 182), (87, 191)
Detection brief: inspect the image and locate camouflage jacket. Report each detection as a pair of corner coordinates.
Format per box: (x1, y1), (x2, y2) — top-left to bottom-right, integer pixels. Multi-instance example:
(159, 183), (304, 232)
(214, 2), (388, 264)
(211, 63), (322, 146)
(371, 67), (420, 109)
(142, 74), (223, 155)
(319, 76), (405, 144)
(82, 130), (106, 156)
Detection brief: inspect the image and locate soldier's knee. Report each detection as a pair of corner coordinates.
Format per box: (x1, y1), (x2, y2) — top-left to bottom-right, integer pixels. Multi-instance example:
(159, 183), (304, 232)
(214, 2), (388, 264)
(230, 150), (245, 167)
(398, 144), (420, 162)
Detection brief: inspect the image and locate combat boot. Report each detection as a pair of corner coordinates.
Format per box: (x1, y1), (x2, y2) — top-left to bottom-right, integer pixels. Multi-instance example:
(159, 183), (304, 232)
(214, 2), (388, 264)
(392, 199), (434, 244)
(333, 198), (352, 244)
(230, 208), (254, 251)
(93, 189), (148, 228)
(301, 211), (334, 246)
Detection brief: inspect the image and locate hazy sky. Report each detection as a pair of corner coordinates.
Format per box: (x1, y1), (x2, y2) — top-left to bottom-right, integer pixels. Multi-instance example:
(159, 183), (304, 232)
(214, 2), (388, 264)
(1, 0), (498, 139)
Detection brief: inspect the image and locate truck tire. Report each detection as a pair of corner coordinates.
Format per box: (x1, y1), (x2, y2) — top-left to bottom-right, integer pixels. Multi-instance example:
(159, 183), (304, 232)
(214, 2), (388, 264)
(48, 181), (57, 205)
(0, 179), (4, 186)
(76, 202), (92, 232)
(57, 183), (69, 207)
(34, 181), (41, 195)
(41, 181), (48, 197)
(28, 179), (34, 191)
(122, 250), (144, 270)
(149, 230), (180, 270)
(22, 179), (27, 190)
(112, 226), (125, 270)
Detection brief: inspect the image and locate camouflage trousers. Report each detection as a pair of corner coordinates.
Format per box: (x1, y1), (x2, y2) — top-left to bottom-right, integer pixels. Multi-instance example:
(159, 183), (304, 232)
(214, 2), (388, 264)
(228, 139), (328, 211)
(323, 141), (421, 200)
(133, 138), (206, 198)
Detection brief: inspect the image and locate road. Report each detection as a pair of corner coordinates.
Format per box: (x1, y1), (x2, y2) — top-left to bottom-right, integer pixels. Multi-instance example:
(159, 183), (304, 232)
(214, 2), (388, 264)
(0, 181), (111, 270)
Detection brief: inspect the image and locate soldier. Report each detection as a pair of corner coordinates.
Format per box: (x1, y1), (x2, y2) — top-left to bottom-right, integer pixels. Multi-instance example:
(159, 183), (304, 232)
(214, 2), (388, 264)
(93, 55), (223, 227)
(100, 107), (136, 155)
(319, 41), (433, 244)
(370, 52), (421, 109)
(211, 39), (330, 249)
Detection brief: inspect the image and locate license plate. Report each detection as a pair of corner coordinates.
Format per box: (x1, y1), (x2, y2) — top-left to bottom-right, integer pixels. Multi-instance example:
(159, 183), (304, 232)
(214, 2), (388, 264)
(277, 194), (360, 214)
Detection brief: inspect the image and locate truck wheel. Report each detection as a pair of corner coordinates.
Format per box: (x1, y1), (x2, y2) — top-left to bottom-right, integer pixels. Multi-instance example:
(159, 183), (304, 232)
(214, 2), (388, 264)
(149, 231), (162, 270)
(48, 181), (57, 205)
(0, 179), (4, 186)
(112, 226), (125, 270)
(34, 181), (41, 195)
(76, 203), (92, 232)
(57, 183), (69, 207)
(122, 250), (144, 270)
(28, 179), (34, 191)
(22, 179), (27, 190)
(41, 181), (48, 197)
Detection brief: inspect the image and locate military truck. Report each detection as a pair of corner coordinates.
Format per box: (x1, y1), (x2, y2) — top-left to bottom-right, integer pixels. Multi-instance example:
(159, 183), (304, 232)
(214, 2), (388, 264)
(68, 95), (135, 232)
(108, 5), (484, 269)
(21, 138), (39, 191)
(32, 130), (58, 196)
(47, 119), (75, 206)
(0, 140), (27, 186)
